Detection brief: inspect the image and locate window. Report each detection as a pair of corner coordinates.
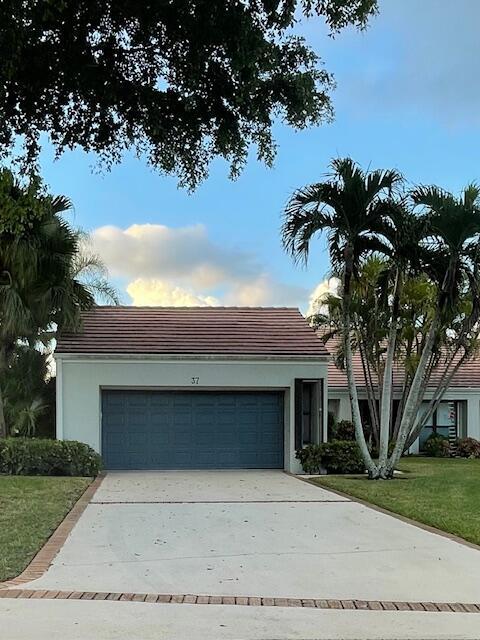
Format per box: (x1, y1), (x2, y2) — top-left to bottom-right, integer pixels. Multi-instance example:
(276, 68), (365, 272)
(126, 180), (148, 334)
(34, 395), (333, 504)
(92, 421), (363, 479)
(327, 399), (340, 421)
(419, 401), (457, 451)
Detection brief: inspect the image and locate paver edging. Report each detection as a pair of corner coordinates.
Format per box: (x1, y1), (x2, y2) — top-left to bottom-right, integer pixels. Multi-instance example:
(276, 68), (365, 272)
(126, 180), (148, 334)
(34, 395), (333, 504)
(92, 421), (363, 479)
(0, 589), (479, 613)
(0, 473), (105, 590)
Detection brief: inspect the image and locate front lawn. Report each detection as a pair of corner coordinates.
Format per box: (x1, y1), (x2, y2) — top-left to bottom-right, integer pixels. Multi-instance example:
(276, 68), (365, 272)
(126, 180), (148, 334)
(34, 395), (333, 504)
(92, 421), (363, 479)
(312, 457), (480, 546)
(0, 476), (91, 582)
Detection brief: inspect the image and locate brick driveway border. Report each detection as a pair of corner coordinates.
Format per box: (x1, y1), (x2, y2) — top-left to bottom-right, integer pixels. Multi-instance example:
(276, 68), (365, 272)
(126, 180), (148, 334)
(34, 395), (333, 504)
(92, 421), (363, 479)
(0, 589), (479, 613)
(0, 474), (105, 590)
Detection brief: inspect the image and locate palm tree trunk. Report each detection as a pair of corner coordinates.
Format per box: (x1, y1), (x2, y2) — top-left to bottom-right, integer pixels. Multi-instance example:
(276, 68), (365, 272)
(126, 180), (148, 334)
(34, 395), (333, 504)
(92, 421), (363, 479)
(378, 271), (401, 470)
(359, 339), (379, 448)
(393, 381), (409, 441)
(344, 321), (377, 477)
(378, 323), (396, 469)
(387, 316), (439, 473)
(342, 251), (378, 478)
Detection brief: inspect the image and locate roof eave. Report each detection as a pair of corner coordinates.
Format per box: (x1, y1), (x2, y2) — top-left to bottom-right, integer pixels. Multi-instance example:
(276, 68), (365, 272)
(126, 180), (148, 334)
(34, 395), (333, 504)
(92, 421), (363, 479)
(54, 352), (329, 362)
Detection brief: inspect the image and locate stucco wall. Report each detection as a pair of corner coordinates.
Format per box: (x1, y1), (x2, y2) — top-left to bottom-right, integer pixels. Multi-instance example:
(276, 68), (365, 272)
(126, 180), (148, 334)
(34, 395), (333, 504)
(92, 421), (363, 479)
(328, 388), (480, 446)
(56, 356), (328, 473)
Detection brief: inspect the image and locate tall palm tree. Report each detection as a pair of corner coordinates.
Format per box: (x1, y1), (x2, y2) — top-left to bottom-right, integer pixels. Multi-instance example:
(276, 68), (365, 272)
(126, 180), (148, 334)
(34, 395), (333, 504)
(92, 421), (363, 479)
(312, 256), (391, 449)
(374, 205), (430, 468)
(282, 157), (402, 478)
(0, 170), (101, 436)
(387, 184), (480, 471)
(287, 163), (480, 478)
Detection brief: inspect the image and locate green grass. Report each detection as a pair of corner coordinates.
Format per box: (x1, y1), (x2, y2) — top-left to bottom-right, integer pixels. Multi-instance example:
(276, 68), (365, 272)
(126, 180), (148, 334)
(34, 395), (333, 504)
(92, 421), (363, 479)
(312, 457), (480, 546)
(0, 476), (91, 581)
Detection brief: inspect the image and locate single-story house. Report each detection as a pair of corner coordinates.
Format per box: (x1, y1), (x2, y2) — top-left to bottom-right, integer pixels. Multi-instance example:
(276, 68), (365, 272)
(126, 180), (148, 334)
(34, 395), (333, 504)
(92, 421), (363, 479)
(55, 306), (329, 473)
(326, 338), (480, 452)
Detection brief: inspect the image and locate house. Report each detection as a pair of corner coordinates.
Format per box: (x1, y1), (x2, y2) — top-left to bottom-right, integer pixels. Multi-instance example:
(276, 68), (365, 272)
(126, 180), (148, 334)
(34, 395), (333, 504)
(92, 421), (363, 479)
(55, 306), (329, 472)
(326, 338), (480, 452)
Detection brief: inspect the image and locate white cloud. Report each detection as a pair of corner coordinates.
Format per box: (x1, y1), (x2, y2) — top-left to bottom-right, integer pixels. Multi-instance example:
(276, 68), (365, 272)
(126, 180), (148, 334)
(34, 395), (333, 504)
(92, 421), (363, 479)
(93, 222), (309, 309)
(127, 278), (220, 307)
(307, 277), (340, 317)
(92, 223), (256, 288)
(226, 275), (308, 308)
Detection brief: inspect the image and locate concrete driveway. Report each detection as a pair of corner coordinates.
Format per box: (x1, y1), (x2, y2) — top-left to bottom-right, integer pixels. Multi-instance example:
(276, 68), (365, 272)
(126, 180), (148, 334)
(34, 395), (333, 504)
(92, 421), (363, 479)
(3, 470), (480, 639)
(18, 470), (480, 603)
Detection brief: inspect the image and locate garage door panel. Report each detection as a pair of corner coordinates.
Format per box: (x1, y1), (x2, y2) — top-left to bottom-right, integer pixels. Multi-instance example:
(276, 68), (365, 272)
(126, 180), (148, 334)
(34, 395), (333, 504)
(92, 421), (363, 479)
(126, 394), (149, 408)
(150, 431), (171, 446)
(150, 395), (172, 408)
(102, 390), (284, 469)
(149, 415), (171, 429)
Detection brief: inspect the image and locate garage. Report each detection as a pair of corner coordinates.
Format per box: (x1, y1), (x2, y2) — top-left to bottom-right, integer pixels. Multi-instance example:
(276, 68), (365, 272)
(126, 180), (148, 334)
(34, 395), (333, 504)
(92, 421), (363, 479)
(55, 306), (328, 473)
(102, 389), (284, 469)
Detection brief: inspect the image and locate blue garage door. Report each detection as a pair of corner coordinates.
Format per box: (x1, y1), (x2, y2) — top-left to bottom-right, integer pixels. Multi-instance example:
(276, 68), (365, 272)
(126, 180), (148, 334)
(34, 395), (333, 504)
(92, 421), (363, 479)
(102, 390), (284, 469)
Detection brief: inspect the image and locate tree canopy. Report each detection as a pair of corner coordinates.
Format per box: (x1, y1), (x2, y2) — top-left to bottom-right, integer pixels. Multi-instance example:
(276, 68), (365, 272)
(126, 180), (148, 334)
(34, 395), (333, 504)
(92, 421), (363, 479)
(0, 0), (377, 188)
(0, 168), (118, 437)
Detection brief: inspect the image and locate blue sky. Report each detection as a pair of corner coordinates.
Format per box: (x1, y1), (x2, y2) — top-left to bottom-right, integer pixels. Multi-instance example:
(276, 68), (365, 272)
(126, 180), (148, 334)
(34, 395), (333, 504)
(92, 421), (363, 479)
(37, 0), (480, 311)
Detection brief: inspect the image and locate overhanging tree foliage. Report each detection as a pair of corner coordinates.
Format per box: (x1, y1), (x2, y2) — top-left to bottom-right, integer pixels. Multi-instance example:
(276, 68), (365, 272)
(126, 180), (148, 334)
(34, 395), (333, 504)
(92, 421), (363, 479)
(283, 158), (480, 479)
(0, 0), (377, 188)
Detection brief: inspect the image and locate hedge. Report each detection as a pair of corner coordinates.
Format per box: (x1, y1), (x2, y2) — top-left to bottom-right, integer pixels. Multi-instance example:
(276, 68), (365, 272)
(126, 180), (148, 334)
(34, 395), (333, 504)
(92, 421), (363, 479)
(0, 438), (102, 476)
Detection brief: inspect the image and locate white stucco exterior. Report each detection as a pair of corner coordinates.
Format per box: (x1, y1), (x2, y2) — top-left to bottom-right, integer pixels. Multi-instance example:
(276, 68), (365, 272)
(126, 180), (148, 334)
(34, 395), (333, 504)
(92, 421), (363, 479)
(328, 387), (480, 450)
(56, 354), (328, 473)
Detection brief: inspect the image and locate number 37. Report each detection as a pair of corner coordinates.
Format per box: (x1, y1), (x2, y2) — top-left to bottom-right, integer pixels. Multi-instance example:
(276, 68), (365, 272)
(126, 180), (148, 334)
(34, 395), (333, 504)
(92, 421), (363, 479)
(191, 377), (199, 385)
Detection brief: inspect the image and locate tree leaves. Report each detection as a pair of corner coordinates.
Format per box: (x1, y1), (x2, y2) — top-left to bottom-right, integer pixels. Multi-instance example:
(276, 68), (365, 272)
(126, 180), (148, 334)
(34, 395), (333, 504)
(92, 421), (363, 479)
(0, 0), (377, 188)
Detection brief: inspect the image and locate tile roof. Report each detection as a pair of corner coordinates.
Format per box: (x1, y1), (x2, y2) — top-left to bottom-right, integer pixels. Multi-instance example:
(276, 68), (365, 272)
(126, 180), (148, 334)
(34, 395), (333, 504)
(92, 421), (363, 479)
(324, 335), (480, 390)
(56, 306), (329, 357)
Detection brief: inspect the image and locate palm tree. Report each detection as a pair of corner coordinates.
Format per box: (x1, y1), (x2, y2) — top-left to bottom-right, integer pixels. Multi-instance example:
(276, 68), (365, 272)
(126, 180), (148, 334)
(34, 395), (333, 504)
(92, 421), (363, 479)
(0, 170), (104, 436)
(387, 184), (480, 471)
(282, 157), (402, 478)
(3, 346), (53, 437)
(312, 256), (391, 449)
(373, 205), (430, 468)
(72, 232), (120, 305)
(287, 163), (480, 478)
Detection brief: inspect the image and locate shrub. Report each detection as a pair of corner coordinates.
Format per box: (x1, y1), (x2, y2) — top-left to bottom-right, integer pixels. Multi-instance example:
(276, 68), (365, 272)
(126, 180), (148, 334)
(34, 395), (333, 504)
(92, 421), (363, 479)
(296, 440), (365, 475)
(320, 440), (365, 474)
(0, 438), (102, 476)
(456, 437), (480, 459)
(296, 444), (325, 474)
(423, 433), (451, 458)
(336, 420), (356, 441)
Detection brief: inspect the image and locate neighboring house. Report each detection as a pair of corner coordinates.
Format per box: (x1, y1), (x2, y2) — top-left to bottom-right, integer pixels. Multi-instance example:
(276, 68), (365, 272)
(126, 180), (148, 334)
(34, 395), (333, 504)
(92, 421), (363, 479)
(55, 306), (328, 472)
(326, 339), (480, 452)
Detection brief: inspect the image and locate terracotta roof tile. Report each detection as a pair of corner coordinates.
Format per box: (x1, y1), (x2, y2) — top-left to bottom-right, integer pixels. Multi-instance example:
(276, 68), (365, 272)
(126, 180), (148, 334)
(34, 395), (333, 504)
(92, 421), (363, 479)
(324, 335), (480, 390)
(56, 307), (328, 357)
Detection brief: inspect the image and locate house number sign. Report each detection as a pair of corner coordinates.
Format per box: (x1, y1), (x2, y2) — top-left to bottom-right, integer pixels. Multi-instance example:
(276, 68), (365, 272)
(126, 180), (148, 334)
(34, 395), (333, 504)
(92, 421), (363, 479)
(191, 377), (200, 385)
